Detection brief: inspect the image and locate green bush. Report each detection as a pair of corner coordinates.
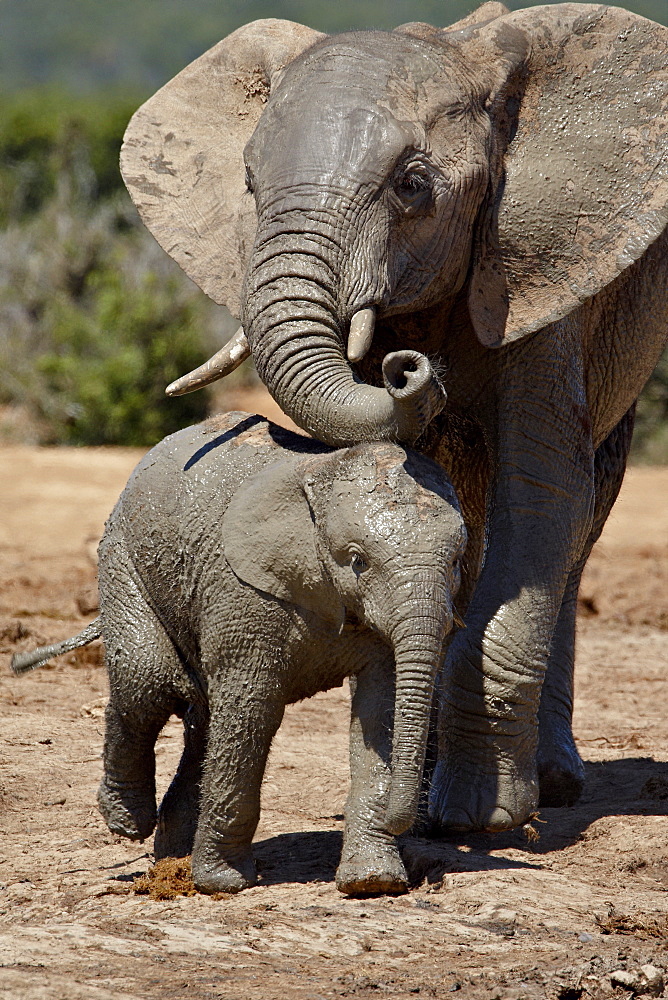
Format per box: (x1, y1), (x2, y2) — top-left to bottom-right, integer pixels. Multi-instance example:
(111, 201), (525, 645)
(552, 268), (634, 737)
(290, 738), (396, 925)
(0, 88), (141, 225)
(0, 191), (237, 446)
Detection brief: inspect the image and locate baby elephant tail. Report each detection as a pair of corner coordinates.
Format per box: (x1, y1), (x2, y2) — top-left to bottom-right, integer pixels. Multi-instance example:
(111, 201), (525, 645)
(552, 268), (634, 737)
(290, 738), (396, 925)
(10, 619), (102, 675)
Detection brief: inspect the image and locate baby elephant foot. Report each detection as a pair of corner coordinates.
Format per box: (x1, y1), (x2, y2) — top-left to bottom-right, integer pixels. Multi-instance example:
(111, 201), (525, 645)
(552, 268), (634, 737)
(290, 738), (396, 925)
(336, 834), (408, 896)
(97, 778), (156, 841)
(428, 754), (539, 833)
(191, 846), (257, 895)
(537, 717), (585, 807)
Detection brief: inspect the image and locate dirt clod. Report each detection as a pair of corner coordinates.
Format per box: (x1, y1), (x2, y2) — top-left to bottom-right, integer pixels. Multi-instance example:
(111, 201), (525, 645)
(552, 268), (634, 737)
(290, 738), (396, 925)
(133, 857), (197, 900)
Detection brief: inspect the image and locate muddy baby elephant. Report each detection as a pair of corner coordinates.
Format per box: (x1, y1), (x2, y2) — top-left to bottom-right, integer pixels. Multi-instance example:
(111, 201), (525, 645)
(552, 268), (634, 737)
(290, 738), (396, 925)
(13, 412), (465, 895)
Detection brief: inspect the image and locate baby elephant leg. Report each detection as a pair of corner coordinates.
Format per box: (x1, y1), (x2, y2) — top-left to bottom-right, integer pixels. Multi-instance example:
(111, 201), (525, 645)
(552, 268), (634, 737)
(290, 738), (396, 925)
(154, 702), (209, 859)
(337, 657), (408, 896)
(190, 669), (285, 895)
(97, 573), (182, 841)
(99, 668), (178, 841)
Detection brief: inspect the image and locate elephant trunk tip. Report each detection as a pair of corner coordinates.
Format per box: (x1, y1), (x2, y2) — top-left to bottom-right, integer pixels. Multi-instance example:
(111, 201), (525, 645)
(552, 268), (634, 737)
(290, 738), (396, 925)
(384, 784), (419, 837)
(381, 350), (447, 444)
(382, 350), (442, 400)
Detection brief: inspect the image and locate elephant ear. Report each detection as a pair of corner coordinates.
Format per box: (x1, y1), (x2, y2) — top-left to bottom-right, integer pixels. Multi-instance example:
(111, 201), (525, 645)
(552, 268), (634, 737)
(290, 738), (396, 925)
(222, 459), (344, 629)
(458, 4), (668, 347)
(120, 19), (325, 318)
(396, 1), (510, 40)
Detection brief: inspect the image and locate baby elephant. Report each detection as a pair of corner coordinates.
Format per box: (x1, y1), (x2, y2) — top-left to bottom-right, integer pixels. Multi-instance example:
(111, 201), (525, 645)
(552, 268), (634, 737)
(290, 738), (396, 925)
(13, 412), (465, 895)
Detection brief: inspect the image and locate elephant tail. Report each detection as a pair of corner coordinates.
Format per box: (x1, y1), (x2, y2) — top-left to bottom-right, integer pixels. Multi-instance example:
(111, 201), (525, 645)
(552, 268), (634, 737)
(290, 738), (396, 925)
(10, 619), (102, 675)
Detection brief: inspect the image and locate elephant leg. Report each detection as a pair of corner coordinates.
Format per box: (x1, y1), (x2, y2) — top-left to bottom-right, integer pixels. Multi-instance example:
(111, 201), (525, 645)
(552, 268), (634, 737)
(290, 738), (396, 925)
(96, 539), (195, 842)
(97, 602), (181, 841)
(430, 411), (491, 618)
(190, 669), (285, 895)
(430, 326), (596, 833)
(418, 424), (490, 830)
(154, 702), (209, 858)
(336, 657), (408, 896)
(537, 405), (635, 806)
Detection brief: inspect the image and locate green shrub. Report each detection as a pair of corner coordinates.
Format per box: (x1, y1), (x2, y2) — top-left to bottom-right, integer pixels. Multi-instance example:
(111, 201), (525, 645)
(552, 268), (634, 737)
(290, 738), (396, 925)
(0, 88), (142, 225)
(0, 191), (238, 446)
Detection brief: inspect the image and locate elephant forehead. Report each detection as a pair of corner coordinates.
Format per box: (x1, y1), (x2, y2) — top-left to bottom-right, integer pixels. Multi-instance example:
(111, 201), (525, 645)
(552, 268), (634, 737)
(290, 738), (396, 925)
(361, 499), (464, 549)
(328, 480), (459, 542)
(249, 95), (419, 188)
(286, 30), (469, 107)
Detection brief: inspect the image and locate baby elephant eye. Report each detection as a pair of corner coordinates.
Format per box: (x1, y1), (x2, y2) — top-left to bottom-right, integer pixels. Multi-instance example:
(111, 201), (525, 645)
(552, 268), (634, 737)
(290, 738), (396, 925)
(350, 553), (368, 575)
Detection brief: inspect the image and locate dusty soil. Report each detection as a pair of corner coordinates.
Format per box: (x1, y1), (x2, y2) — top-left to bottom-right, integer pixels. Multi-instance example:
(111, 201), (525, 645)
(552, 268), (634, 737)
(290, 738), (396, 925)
(1, 392), (667, 1000)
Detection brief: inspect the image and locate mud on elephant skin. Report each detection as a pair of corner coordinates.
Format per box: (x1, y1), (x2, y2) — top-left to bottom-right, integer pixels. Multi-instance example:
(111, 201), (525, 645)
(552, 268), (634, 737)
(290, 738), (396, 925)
(120, 3), (668, 832)
(13, 412), (466, 896)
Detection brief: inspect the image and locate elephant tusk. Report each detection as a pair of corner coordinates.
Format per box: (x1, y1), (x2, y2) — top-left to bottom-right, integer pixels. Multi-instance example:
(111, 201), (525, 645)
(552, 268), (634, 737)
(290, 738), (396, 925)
(346, 307), (376, 363)
(165, 327), (251, 396)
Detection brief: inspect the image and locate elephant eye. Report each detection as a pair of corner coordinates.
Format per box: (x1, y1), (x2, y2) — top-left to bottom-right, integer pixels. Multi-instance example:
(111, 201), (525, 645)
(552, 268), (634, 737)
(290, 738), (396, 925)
(394, 167), (432, 211)
(350, 552), (368, 576)
(244, 164), (254, 194)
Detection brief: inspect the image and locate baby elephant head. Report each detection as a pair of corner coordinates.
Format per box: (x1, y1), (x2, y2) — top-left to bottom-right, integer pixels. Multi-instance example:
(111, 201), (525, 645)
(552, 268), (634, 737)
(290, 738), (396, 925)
(223, 441), (466, 836)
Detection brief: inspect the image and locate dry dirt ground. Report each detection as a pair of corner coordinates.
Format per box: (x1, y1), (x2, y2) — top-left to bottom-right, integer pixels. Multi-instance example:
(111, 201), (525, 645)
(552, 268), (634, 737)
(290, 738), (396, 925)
(0, 392), (667, 1000)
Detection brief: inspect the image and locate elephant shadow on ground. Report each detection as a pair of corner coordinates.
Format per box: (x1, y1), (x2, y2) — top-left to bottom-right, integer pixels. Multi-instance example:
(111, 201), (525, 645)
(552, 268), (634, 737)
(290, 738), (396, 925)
(251, 758), (667, 890)
(252, 828), (544, 890)
(253, 830), (342, 887)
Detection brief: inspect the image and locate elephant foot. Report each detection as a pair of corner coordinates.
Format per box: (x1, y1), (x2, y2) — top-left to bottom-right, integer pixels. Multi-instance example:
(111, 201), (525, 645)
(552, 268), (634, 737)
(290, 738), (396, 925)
(97, 779), (156, 841)
(336, 837), (408, 896)
(537, 717), (585, 807)
(191, 849), (257, 895)
(428, 756), (539, 833)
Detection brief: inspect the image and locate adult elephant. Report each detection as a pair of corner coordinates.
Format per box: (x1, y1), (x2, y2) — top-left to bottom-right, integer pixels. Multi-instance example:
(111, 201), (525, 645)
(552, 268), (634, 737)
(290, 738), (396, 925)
(120, 3), (668, 832)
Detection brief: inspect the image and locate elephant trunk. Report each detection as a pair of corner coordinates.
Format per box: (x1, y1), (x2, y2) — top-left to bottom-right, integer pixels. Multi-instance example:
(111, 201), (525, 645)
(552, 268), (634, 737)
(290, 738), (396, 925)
(241, 233), (446, 447)
(384, 598), (450, 837)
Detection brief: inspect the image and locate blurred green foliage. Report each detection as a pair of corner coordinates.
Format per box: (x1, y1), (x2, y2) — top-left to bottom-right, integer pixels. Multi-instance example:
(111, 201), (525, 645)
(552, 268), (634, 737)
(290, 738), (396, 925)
(0, 90), (238, 446)
(0, 0), (665, 93)
(0, 189), (234, 446)
(0, 89), (140, 225)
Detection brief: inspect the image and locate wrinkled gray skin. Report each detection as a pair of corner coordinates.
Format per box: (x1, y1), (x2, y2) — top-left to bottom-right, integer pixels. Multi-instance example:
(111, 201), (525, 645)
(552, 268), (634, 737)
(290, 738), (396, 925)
(68, 413), (464, 895)
(121, 3), (668, 832)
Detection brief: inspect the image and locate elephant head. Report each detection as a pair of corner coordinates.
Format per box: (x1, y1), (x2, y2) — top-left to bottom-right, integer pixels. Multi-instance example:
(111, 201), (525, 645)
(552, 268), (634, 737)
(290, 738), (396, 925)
(221, 442), (466, 834)
(121, 3), (668, 446)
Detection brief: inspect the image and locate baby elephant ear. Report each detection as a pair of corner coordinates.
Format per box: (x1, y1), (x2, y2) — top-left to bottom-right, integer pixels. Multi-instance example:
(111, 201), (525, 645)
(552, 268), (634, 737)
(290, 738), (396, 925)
(120, 19), (325, 319)
(464, 5), (668, 347)
(222, 460), (344, 629)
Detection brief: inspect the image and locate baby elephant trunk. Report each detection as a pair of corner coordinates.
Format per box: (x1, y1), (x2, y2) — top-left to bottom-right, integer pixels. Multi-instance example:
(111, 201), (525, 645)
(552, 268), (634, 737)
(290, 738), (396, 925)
(385, 613), (446, 836)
